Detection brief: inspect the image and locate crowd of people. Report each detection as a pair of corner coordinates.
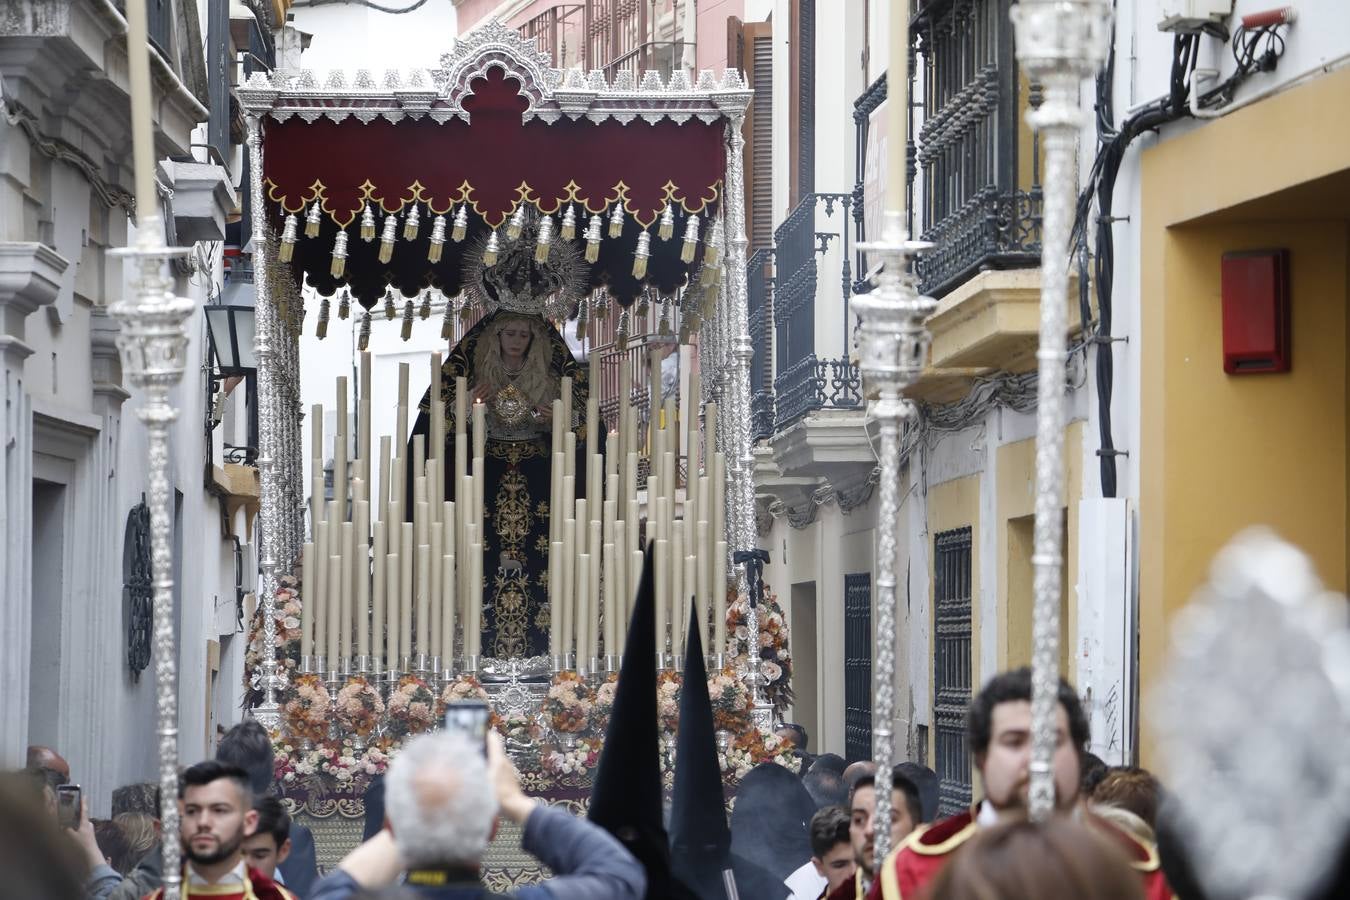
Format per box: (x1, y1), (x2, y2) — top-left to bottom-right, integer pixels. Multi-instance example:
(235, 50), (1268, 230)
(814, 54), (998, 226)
(5, 665), (1343, 899)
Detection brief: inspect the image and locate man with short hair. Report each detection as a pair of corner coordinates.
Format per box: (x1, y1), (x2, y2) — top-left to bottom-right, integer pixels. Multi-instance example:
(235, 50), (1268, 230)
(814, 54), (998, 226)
(827, 768), (920, 900)
(866, 667), (1172, 900)
(310, 731), (645, 899)
(785, 805), (855, 900)
(26, 744), (71, 784)
(218, 719), (319, 895)
(242, 796), (293, 883)
(141, 760), (296, 900)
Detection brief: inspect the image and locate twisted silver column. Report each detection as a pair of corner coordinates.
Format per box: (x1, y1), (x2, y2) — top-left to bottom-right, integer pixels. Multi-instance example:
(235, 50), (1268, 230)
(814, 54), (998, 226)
(1010, 0), (1112, 822)
(855, 211), (934, 867)
(247, 115), (288, 729)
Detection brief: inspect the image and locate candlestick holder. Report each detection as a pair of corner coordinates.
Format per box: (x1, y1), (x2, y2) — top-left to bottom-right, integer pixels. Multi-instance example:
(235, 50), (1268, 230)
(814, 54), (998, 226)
(354, 655), (371, 677)
(383, 666), (401, 702)
(589, 657), (602, 680)
(370, 656), (384, 681)
(657, 651), (673, 671)
(551, 653), (568, 674)
(400, 654), (413, 676)
(314, 654), (328, 680)
(464, 653), (481, 675)
(413, 653), (431, 681)
(300, 655), (315, 676)
(708, 652), (726, 673)
(324, 669), (343, 741)
(428, 656), (443, 691)
(603, 653), (619, 674)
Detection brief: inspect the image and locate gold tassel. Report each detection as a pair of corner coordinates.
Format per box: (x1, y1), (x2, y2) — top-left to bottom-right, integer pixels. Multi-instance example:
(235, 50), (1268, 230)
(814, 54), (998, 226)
(278, 213), (298, 262)
(378, 213), (398, 264)
(584, 213), (602, 264)
(401, 300), (414, 341)
(419, 291), (432, 320)
(316, 295), (330, 339)
(360, 203), (376, 242)
(636, 295), (649, 317)
(384, 286), (397, 319)
(358, 310), (371, 351)
(337, 288), (350, 320)
(658, 202), (675, 241)
(506, 203), (527, 241)
(658, 299), (671, 336)
(403, 204), (420, 241)
(632, 228), (651, 280)
(560, 203), (577, 241)
(428, 214), (446, 263)
(680, 213), (700, 263)
(441, 297), (454, 340)
(330, 230), (348, 278)
(607, 202), (625, 239)
(617, 309), (630, 352)
(534, 213), (554, 263)
(483, 229), (500, 267)
(451, 204), (468, 243)
(304, 201), (322, 238)
(704, 217), (724, 268)
(575, 298), (588, 337)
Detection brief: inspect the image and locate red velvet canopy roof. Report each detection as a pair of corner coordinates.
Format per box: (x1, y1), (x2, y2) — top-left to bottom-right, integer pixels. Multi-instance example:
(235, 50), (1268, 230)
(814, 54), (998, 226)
(261, 66), (728, 308)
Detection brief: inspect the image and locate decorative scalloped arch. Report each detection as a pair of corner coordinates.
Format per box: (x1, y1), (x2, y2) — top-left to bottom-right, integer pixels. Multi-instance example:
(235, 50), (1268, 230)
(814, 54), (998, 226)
(437, 19), (555, 121)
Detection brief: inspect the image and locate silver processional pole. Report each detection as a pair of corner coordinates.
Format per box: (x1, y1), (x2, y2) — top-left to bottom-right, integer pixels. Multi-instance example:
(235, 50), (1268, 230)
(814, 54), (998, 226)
(1009, 0), (1112, 822)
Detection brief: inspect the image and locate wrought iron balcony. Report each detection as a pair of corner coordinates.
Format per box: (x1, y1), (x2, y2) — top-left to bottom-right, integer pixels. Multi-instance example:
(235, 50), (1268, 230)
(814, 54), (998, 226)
(773, 355), (861, 431)
(912, 0), (1043, 298)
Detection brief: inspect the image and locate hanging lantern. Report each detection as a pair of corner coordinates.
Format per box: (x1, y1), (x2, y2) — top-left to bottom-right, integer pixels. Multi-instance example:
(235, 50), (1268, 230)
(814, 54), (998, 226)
(401, 300), (415, 341)
(384, 285), (397, 320)
(632, 228), (651, 280)
(584, 213), (603, 264)
(316, 294), (331, 339)
(278, 213), (298, 262)
(428, 214), (447, 263)
(680, 213), (701, 263)
(330, 229), (349, 278)
(534, 213), (554, 264)
(704, 217), (724, 268)
(560, 203), (577, 241)
(378, 213), (399, 264)
(403, 204), (421, 241)
(304, 201), (322, 238)
(607, 202), (625, 239)
(358, 309), (371, 351)
(337, 287), (351, 320)
(360, 203), (376, 242)
(452, 204), (469, 243)
(658, 202), (675, 241)
(419, 291), (432, 320)
(506, 203), (528, 241)
(483, 229), (501, 267)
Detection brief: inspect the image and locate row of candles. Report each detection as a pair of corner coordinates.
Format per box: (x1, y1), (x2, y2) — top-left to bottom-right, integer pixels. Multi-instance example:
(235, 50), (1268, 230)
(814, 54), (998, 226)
(296, 346), (732, 681)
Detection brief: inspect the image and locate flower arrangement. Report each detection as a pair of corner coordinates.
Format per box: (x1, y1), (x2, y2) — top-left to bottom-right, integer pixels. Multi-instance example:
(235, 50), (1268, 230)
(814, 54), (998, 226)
(726, 583), (794, 714)
(244, 576), (304, 708)
(284, 674), (331, 743)
(656, 669), (682, 735)
(387, 676), (437, 738)
(438, 674), (489, 712)
(721, 726), (801, 782)
(544, 670), (593, 734)
(273, 738), (389, 796)
(542, 736), (603, 781)
(497, 709), (540, 743)
(707, 667), (752, 733)
(590, 673), (619, 736)
(336, 677), (384, 738)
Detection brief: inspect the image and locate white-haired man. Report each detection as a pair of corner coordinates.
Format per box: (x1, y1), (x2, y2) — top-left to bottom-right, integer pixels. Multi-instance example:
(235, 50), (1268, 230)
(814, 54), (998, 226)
(308, 731), (645, 900)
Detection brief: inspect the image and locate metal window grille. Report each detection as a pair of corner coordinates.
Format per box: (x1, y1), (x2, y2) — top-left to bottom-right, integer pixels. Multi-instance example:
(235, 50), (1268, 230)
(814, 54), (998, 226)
(844, 572), (873, 763)
(148, 0), (172, 56)
(934, 526), (973, 816)
(205, 0), (230, 165)
(748, 248), (775, 441)
(796, 0), (815, 199)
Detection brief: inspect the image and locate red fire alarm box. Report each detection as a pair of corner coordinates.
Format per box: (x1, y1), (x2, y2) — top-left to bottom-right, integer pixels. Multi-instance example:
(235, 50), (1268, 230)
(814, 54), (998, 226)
(1221, 249), (1291, 374)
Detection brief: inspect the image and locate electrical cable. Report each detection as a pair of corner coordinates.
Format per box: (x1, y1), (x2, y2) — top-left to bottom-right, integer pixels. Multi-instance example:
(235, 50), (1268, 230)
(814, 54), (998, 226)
(290, 0), (434, 12)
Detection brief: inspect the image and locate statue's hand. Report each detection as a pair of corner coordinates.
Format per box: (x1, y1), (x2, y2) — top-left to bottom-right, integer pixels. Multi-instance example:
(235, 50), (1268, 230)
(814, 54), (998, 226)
(470, 383), (492, 403)
(533, 405), (553, 425)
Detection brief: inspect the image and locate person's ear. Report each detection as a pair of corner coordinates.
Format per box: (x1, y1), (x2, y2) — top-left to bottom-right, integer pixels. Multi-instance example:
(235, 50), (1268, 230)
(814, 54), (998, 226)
(811, 856), (825, 877)
(243, 808), (259, 838)
(277, 838), (291, 865)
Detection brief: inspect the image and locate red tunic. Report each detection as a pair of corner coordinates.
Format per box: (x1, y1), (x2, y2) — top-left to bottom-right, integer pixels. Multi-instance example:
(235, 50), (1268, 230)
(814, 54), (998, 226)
(865, 808), (1173, 900)
(142, 867), (298, 900)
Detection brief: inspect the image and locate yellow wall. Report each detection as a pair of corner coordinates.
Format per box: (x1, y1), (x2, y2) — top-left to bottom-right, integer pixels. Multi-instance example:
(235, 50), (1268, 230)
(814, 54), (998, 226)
(926, 473), (980, 765)
(996, 423), (1082, 674)
(1139, 67), (1350, 766)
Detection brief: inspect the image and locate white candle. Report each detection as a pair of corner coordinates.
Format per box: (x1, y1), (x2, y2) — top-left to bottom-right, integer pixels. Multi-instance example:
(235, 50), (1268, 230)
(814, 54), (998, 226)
(416, 544), (430, 658)
(603, 543), (616, 656)
(682, 553), (697, 661)
(589, 519), (601, 662)
(327, 555), (342, 664)
(400, 523), (414, 660)
(615, 520), (628, 650)
(429, 351), (443, 460)
(356, 500), (370, 658)
(472, 458), (484, 536)
(630, 548), (644, 634)
(472, 401), (486, 461)
(468, 542), (483, 659)
(886, 0), (909, 212)
(301, 542), (314, 660)
(696, 520), (710, 652)
(335, 376), (349, 521)
(455, 376), (468, 437)
(713, 451), (727, 546)
(560, 375), (574, 435)
(562, 518), (576, 657)
(397, 363), (410, 449)
(705, 401), (718, 461)
(549, 540), (563, 656)
(441, 553), (456, 670)
(654, 538), (669, 659)
(379, 435), (392, 509)
(577, 554), (591, 667)
(385, 552), (400, 669)
(671, 527), (684, 660)
(314, 523), (328, 660)
(340, 523), (355, 660)
(714, 540), (728, 655)
(649, 350), (662, 455)
(372, 522), (385, 669)
(576, 499), (588, 557)
(360, 351), (372, 483)
(429, 523), (443, 659)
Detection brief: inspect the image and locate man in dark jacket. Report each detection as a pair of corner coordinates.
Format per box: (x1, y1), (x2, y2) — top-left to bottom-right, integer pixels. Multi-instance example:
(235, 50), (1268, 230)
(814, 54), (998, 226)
(309, 731), (645, 900)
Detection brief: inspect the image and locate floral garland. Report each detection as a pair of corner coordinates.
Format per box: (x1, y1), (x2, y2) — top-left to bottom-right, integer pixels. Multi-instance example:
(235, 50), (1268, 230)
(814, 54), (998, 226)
(707, 666), (753, 733)
(336, 677), (385, 738)
(387, 676), (437, 738)
(273, 738), (390, 797)
(284, 673), (331, 743)
(726, 583), (794, 714)
(656, 669), (682, 734)
(544, 670), (594, 734)
(244, 575), (303, 709)
(541, 736), (604, 782)
(720, 727), (801, 783)
(590, 673), (619, 737)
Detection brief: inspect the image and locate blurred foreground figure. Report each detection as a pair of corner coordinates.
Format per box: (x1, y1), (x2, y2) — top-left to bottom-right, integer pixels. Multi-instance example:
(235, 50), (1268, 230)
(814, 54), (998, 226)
(927, 818), (1145, 900)
(0, 772), (87, 899)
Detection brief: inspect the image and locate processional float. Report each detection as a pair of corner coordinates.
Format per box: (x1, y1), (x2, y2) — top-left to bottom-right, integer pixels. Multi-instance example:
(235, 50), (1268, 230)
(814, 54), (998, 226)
(232, 21), (766, 742)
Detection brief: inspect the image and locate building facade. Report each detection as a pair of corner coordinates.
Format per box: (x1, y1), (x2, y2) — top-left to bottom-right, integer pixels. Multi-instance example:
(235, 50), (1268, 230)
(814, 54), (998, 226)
(0, 0), (288, 812)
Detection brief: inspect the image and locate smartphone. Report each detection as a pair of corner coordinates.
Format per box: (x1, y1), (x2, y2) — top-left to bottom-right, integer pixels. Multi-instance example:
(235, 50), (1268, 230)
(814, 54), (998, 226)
(56, 784), (81, 830)
(443, 700), (491, 755)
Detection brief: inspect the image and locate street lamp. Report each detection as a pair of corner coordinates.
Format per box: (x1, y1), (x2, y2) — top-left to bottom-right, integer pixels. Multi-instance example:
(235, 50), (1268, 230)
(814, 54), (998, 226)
(205, 279), (257, 376)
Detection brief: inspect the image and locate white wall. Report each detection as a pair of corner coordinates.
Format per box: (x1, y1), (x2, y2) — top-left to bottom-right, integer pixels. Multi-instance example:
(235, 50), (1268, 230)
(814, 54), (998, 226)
(288, 1), (460, 73)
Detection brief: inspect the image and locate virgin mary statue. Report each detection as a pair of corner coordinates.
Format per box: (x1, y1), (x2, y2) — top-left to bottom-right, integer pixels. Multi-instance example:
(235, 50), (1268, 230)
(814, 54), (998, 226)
(407, 218), (594, 659)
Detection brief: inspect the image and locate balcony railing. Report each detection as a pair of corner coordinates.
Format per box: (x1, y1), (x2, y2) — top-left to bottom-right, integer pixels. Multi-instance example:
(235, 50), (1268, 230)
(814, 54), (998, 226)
(913, 0), (1042, 298)
(774, 356), (861, 430)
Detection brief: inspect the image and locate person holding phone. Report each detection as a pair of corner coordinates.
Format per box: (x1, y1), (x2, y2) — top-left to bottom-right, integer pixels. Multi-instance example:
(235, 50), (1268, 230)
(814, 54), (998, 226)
(309, 730), (646, 899)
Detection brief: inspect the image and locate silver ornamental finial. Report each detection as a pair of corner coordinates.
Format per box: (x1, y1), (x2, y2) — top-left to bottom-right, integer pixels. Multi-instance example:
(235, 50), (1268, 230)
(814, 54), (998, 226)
(1153, 529), (1350, 900)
